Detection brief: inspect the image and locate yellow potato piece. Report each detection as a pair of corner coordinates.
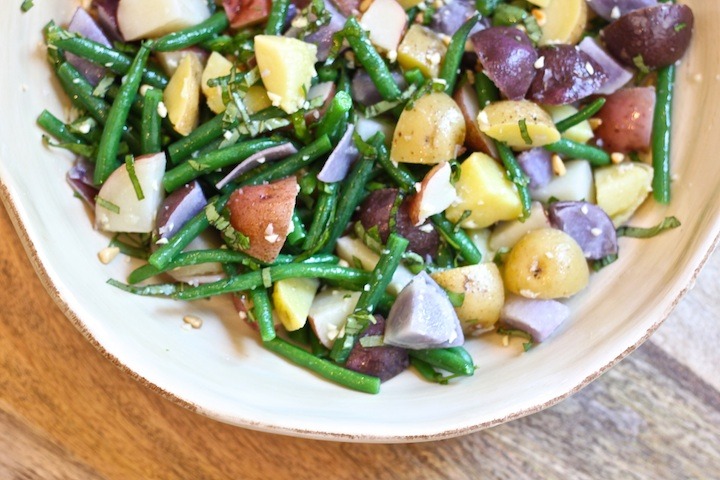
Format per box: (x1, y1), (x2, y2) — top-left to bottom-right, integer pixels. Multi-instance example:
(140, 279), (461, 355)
(397, 25), (447, 79)
(244, 85), (272, 114)
(539, 0), (587, 46)
(255, 35), (317, 114)
(164, 53), (203, 136)
(546, 104), (594, 144)
(201, 51), (233, 114)
(273, 278), (320, 331)
(445, 152), (523, 228)
(478, 100), (561, 148)
(391, 92), (465, 164)
(595, 162), (654, 226)
(527, 0), (550, 6)
(397, 0), (423, 8)
(431, 263), (505, 332)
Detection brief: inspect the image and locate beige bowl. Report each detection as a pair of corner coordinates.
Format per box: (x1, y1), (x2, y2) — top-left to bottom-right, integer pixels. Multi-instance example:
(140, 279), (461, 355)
(0, 1), (716, 442)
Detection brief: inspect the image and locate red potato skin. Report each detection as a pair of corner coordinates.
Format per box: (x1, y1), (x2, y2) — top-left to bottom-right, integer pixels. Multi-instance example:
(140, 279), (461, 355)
(602, 4), (694, 69)
(224, 0), (273, 29)
(595, 87), (656, 153)
(453, 78), (499, 159)
(345, 316), (409, 382)
(227, 176), (299, 263)
(330, 0), (360, 17)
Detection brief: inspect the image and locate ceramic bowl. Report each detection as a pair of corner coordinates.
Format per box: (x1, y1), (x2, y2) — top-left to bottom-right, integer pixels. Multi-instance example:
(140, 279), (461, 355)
(0, 1), (717, 442)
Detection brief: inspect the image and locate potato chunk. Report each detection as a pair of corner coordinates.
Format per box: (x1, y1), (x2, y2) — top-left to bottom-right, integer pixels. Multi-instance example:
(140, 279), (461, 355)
(164, 53), (203, 136)
(391, 92), (465, 164)
(594, 162), (653, 226)
(545, 104), (594, 144)
(255, 36), (318, 114)
(397, 25), (447, 79)
(478, 100), (561, 148)
(201, 51), (233, 114)
(445, 152), (523, 229)
(273, 278), (320, 331)
(539, 0), (587, 46)
(117, 0), (210, 41)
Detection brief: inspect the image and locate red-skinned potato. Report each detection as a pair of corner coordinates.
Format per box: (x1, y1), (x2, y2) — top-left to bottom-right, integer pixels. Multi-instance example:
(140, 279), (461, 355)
(227, 176), (299, 263)
(453, 78), (499, 158)
(407, 162), (457, 226)
(602, 4), (694, 69)
(224, 0), (273, 29)
(595, 87), (656, 153)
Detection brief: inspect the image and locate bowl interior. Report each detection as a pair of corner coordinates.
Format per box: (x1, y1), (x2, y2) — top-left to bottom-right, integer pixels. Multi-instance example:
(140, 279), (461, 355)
(0, 1), (717, 442)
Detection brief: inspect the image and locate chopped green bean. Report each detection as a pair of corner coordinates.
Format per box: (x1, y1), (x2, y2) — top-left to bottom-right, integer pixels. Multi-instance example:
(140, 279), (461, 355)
(314, 91), (352, 142)
(266, 0), (290, 36)
(167, 113), (231, 165)
(287, 212), (307, 247)
(37, 110), (84, 145)
(652, 64), (675, 204)
(303, 182), (339, 251)
(153, 12), (230, 51)
(430, 215), (483, 264)
(439, 14), (479, 94)
(496, 142), (532, 220)
(408, 347), (475, 376)
(141, 88), (163, 154)
(555, 97), (607, 133)
(250, 288), (277, 342)
(545, 138), (611, 166)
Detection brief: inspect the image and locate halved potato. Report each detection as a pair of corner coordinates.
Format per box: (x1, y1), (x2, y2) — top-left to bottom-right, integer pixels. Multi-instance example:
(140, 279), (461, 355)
(478, 100), (561, 148)
(539, 0), (587, 46)
(397, 25), (447, 79)
(164, 53), (203, 136)
(201, 51), (233, 114)
(273, 278), (320, 331)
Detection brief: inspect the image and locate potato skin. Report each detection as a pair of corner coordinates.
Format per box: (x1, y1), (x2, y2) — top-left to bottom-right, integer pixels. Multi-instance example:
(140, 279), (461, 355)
(391, 92), (466, 164)
(594, 87), (656, 154)
(431, 263), (505, 332)
(503, 228), (589, 299)
(227, 176), (299, 263)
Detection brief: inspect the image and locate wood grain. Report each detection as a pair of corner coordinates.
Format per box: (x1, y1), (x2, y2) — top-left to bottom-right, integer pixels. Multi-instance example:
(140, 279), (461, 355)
(0, 204), (718, 480)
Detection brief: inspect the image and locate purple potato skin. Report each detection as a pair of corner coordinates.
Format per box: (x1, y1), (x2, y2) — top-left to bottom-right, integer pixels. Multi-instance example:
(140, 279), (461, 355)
(345, 316), (409, 382)
(358, 189), (440, 259)
(430, 0), (488, 37)
(92, 0), (123, 41)
(156, 181), (207, 240)
(548, 201), (618, 260)
(516, 148), (553, 190)
(351, 70), (407, 107)
(602, 4), (694, 69)
(577, 37), (634, 95)
(68, 8), (112, 85)
(586, 0), (657, 21)
(471, 27), (538, 101)
(529, 46), (608, 105)
(501, 294), (569, 342)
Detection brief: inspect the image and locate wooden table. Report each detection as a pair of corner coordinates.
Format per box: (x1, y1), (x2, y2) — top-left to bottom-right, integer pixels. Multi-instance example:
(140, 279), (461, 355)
(1, 204), (718, 480)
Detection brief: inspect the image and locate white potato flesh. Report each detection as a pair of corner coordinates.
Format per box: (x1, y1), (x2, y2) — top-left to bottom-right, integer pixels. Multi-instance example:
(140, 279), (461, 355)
(201, 51), (234, 114)
(164, 53), (203, 136)
(594, 162), (653, 226)
(489, 201), (551, 252)
(335, 236), (414, 295)
(117, 0), (211, 41)
(356, 114), (395, 146)
(531, 160), (595, 203)
(360, 0), (408, 52)
(308, 289), (361, 348)
(546, 105), (594, 144)
(466, 228), (494, 263)
(95, 152), (166, 233)
(155, 50), (202, 77)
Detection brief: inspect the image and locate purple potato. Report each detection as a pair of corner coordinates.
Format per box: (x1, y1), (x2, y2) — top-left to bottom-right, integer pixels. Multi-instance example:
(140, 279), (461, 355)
(303, 0), (346, 61)
(351, 70), (407, 107)
(156, 181), (207, 240)
(345, 316), (409, 382)
(215, 143), (298, 190)
(586, 0), (657, 21)
(516, 148), (553, 190)
(430, 0), (487, 37)
(329, 0), (359, 17)
(471, 27), (538, 101)
(595, 87), (656, 154)
(578, 37), (634, 95)
(528, 45), (608, 105)
(92, 0), (123, 41)
(358, 189), (440, 259)
(68, 8), (112, 85)
(500, 294), (570, 342)
(67, 158), (98, 207)
(384, 272), (464, 350)
(547, 201), (618, 260)
(317, 124), (359, 182)
(602, 4), (694, 69)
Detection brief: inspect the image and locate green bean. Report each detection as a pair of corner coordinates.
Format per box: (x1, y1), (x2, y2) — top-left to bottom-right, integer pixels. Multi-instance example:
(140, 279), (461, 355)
(141, 88), (163, 154)
(265, 0), (290, 35)
(309, 329), (330, 358)
(167, 113), (231, 165)
(287, 324), (311, 346)
(51, 36), (168, 89)
(404, 68), (426, 87)
(37, 110), (84, 144)
(264, 337), (381, 394)
(475, 0), (500, 16)
(652, 64), (675, 204)
(163, 137), (285, 192)
(545, 138), (611, 166)
(129, 249), (265, 284)
(408, 347), (475, 376)
(496, 142), (532, 220)
(439, 14), (479, 94)
(303, 182), (339, 251)
(410, 357), (445, 383)
(314, 91), (352, 142)
(330, 233), (409, 363)
(173, 264), (371, 301)
(56, 62), (112, 124)
(430, 215), (483, 264)
(107, 279), (180, 297)
(474, 71), (500, 108)
(148, 194), (232, 269)
(342, 18), (401, 101)
(94, 44), (151, 185)
(375, 141), (415, 191)
(555, 97), (606, 133)
(250, 288), (277, 342)
(287, 212), (307, 247)
(153, 12), (229, 51)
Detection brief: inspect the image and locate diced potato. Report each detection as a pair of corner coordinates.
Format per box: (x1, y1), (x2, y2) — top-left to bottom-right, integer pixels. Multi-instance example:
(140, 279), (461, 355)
(156, 49), (205, 76)
(356, 114), (395, 146)
(594, 162), (653, 226)
(546, 105), (594, 144)
(431, 263), (505, 332)
(335, 237), (414, 295)
(397, 0), (423, 8)
(391, 92), (465, 164)
(539, 0), (587, 46)
(397, 25), (447, 79)
(308, 289), (361, 348)
(478, 100), (561, 148)
(360, 0), (408, 53)
(254, 35), (318, 114)
(273, 278), (320, 331)
(201, 51), (233, 114)
(244, 85), (272, 114)
(532, 160), (595, 203)
(117, 0), (210, 41)
(164, 53), (203, 136)
(445, 152), (523, 229)
(489, 201), (551, 251)
(466, 228), (494, 263)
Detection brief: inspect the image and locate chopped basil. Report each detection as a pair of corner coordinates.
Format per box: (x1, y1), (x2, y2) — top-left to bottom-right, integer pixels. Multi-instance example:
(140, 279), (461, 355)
(359, 335), (385, 348)
(95, 196), (120, 214)
(204, 203), (251, 250)
(20, 0), (34, 13)
(124, 155), (145, 201)
(497, 327), (534, 351)
(674, 23), (687, 32)
(518, 118), (533, 145)
(616, 216), (681, 239)
(633, 55), (650, 74)
(443, 289), (465, 308)
(591, 253), (618, 272)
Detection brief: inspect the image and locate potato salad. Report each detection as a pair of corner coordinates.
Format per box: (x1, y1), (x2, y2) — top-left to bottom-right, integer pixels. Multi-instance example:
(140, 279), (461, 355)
(36, 0), (693, 393)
